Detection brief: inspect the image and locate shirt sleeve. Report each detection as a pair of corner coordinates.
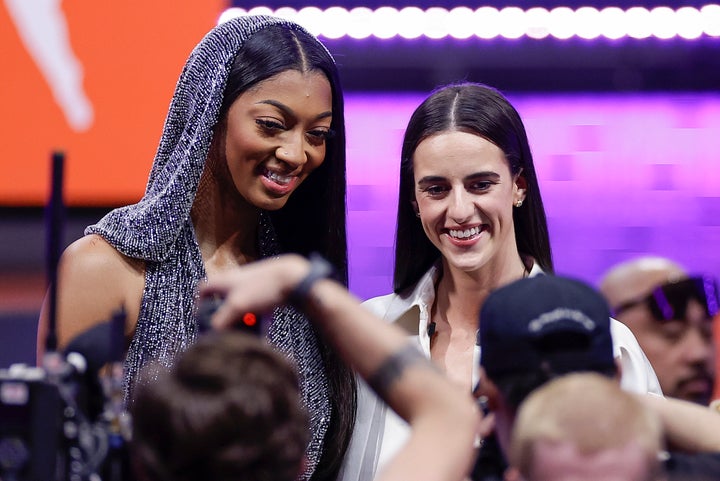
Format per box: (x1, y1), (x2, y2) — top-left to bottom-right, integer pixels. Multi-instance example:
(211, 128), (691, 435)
(337, 377), (387, 481)
(610, 318), (664, 396)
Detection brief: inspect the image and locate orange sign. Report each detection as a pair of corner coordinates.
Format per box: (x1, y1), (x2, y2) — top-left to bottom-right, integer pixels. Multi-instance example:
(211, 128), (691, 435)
(1, 0), (226, 206)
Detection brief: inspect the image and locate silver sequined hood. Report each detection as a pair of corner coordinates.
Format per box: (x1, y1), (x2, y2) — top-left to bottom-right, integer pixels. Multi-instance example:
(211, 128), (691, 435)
(86, 16), (336, 480)
(88, 14), (328, 261)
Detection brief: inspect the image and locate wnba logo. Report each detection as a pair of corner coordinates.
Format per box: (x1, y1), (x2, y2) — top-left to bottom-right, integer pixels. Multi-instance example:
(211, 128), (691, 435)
(1, 1), (223, 206)
(5, 0), (94, 132)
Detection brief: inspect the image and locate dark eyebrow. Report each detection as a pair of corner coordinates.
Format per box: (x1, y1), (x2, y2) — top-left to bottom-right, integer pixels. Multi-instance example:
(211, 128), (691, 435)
(417, 175), (446, 186)
(417, 171), (500, 186)
(466, 172), (501, 182)
(257, 99), (332, 121)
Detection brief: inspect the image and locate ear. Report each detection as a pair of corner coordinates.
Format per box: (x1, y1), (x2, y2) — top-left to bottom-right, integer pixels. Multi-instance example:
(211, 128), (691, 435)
(513, 170), (527, 206)
(411, 200), (419, 216)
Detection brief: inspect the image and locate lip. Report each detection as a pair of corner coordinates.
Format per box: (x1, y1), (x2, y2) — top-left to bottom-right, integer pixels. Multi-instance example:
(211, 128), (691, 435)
(259, 167), (299, 196)
(443, 224), (486, 247)
(678, 376), (712, 397)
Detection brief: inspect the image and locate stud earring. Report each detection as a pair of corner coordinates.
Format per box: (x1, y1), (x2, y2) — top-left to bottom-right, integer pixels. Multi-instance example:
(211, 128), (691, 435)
(415, 212), (421, 218)
(515, 199), (523, 208)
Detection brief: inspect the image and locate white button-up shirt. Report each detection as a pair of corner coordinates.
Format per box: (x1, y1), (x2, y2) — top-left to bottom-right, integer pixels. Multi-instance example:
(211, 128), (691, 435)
(338, 263), (662, 481)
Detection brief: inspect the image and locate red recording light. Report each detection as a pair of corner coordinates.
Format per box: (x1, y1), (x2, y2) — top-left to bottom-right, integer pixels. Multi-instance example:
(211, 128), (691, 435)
(243, 312), (257, 327)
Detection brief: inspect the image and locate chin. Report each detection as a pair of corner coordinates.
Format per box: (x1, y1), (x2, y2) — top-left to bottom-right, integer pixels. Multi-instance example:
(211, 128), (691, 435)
(256, 198), (290, 211)
(242, 188), (292, 211)
(445, 253), (492, 273)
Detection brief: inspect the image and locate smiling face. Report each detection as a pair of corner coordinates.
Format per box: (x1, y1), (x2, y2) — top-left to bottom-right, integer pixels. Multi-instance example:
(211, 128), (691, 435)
(602, 263), (716, 405)
(628, 298), (716, 405)
(412, 131), (526, 276)
(222, 69), (333, 211)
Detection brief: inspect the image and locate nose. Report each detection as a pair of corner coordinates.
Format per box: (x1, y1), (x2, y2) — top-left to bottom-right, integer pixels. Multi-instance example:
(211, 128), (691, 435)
(447, 188), (474, 223)
(275, 132), (307, 168)
(682, 301), (715, 365)
(681, 326), (714, 366)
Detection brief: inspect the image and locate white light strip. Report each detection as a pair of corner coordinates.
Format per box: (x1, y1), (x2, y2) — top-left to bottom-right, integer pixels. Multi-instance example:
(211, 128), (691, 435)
(219, 5), (720, 40)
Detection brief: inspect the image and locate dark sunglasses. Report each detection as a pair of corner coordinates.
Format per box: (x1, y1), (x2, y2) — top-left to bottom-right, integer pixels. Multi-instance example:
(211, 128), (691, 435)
(612, 275), (719, 322)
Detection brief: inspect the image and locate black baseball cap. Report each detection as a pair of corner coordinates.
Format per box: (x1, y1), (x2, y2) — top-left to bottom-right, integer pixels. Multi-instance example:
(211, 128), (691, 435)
(479, 275), (616, 381)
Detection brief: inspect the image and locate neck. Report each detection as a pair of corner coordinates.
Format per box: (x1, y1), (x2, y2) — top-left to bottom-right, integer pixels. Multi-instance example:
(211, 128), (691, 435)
(436, 254), (528, 326)
(191, 165), (260, 273)
(433, 271), (486, 332)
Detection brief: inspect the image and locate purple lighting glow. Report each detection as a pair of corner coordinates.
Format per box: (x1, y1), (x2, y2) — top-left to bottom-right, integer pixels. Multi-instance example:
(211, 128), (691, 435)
(219, 5), (720, 40)
(344, 92), (720, 300)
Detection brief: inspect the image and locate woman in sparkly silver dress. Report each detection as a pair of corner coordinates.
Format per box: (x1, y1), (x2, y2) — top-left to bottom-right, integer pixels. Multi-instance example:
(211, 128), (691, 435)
(37, 15), (354, 481)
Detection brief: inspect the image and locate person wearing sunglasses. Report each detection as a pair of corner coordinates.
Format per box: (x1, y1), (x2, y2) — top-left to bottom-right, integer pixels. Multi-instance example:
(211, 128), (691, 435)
(600, 256), (719, 405)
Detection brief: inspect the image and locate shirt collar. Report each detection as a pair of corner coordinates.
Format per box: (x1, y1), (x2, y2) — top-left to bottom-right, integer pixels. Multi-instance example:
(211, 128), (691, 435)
(393, 257), (544, 335)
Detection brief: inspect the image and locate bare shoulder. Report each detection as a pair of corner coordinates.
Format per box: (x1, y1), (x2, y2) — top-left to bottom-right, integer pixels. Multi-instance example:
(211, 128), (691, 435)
(61, 234), (144, 275)
(38, 234), (145, 357)
(58, 235), (145, 299)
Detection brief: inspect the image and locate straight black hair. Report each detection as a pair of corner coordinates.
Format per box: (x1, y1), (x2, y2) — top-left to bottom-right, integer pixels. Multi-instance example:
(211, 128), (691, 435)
(219, 24), (353, 481)
(221, 24), (348, 285)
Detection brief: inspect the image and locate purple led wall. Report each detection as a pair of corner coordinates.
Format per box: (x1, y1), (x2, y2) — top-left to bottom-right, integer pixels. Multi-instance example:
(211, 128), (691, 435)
(345, 92), (720, 300)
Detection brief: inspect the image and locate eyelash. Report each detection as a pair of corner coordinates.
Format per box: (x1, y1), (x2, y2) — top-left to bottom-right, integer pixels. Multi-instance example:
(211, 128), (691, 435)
(421, 181), (496, 196)
(309, 129), (335, 141)
(422, 185), (447, 196)
(471, 181), (495, 191)
(256, 119), (284, 131)
(255, 119), (335, 143)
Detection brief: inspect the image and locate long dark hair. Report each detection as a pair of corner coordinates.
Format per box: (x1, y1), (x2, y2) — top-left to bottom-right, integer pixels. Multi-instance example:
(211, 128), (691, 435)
(219, 25), (353, 480)
(219, 24), (348, 284)
(394, 82), (553, 293)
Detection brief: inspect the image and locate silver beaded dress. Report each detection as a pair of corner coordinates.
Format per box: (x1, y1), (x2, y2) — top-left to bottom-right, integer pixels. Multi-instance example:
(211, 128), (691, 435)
(86, 15), (331, 480)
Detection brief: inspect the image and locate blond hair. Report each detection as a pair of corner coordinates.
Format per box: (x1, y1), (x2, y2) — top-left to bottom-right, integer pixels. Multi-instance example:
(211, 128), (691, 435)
(510, 372), (664, 479)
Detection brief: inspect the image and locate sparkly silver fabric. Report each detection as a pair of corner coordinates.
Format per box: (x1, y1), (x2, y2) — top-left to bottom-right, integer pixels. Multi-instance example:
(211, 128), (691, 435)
(85, 15), (332, 480)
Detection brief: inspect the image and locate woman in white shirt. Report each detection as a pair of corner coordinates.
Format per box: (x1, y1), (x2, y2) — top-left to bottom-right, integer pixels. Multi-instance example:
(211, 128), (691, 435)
(339, 82), (661, 481)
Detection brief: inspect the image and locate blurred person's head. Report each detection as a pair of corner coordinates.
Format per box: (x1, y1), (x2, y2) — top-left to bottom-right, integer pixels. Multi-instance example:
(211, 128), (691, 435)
(508, 372), (665, 481)
(478, 274), (618, 454)
(131, 331), (309, 481)
(600, 256), (718, 405)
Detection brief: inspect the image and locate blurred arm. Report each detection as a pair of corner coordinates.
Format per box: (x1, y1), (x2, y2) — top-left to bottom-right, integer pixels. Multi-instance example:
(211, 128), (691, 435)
(637, 393), (720, 453)
(204, 254), (480, 481)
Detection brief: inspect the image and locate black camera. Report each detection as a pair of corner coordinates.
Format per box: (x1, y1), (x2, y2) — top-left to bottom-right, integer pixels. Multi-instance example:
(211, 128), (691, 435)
(0, 360), (66, 481)
(6, 152), (133, 480)
(196, 295), (269, 337)
(0, 350), (131, 481)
